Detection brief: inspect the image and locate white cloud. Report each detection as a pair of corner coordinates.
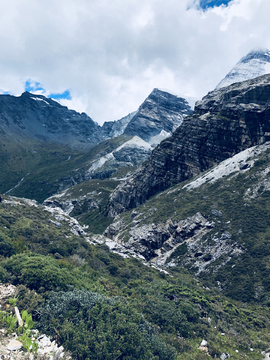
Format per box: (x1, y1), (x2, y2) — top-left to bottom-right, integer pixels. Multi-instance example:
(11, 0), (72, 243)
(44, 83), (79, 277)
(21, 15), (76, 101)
(0, 0), (269, 124)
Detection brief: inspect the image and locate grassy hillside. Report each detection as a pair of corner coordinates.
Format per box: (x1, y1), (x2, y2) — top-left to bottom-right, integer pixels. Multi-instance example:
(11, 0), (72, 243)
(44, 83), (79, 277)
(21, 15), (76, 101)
(0, 135), (132, 202)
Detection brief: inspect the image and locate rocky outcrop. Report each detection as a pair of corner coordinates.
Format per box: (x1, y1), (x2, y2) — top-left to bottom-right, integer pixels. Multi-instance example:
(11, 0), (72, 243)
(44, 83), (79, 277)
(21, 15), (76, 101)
(123, 88), (192, 141)
(104, 212), (214, 261)
(0, 284), (69, 359)
(107, 74), (270, 216)
(104, 211), (244, 274)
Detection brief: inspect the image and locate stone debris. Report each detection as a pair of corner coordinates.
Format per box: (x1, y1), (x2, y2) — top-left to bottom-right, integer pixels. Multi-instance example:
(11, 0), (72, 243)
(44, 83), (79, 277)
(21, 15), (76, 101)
(262, 350), (270, 359)
(7, 339), (22, 351)
(36, 335), (65, 358)
(0, 285), (71, 359)
(0, 285), (16, 301)
(0, 331), (69, 360)
(220, 353), (230, 360)
(197, 339), (210, 355)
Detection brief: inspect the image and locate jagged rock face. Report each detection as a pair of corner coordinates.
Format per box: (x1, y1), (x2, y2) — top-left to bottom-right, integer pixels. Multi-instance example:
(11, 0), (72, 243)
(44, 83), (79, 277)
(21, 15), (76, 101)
(216, 49), (270, 89)
(107, 74), (270, 216)
(0, 92), (102, 149)
(104, 211), (242, 274)
(123, 88), (192, 141)
(104, 212), (214, 261)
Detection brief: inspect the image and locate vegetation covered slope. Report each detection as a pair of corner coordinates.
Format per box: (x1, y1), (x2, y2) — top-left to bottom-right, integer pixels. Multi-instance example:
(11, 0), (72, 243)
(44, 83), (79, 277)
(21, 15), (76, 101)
(0, 136), (133, 202)
(0, 195), (270, 359)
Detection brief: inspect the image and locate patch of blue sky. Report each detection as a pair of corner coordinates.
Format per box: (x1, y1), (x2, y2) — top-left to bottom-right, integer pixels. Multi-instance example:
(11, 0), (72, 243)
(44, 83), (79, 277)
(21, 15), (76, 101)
(50, 90), (71, 101)
(25, 79), (44, 93)
(25, 79), (71, 101)
(199, 0), (232, 9)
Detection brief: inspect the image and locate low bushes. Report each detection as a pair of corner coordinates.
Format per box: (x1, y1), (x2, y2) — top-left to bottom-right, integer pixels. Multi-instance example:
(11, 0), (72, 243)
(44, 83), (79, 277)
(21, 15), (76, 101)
(37, 289), (177, 360)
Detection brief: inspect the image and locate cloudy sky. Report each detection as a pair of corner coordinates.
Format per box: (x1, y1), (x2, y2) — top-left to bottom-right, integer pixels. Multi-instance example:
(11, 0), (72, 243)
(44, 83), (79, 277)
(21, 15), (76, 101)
(0, 0), (269, 124)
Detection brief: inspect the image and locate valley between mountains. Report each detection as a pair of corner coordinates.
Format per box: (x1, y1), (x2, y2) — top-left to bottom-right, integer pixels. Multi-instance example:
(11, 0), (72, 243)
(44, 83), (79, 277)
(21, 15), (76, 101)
(2, 50), (270, 359)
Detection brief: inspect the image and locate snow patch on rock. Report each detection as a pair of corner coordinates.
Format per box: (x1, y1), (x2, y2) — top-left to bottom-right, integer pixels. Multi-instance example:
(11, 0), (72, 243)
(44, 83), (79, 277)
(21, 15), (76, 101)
(148, 130), (171, 147)
(216, 49), (270, 89)
(184, 142), (270, 191)
(115, 136), (152, 152)
(87, 136), (152, 174)
(30, 97), (50, 105)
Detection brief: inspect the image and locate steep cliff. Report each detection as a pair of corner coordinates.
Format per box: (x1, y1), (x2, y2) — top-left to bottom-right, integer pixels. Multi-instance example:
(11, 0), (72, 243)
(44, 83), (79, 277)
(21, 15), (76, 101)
(107, 74), (270, 216)
(101, 112), (137, 139)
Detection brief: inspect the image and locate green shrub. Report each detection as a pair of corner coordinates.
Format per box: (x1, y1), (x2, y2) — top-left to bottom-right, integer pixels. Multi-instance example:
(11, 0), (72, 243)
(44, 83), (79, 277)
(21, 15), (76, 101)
(0, 234), (15, 257)
(0, 266), (9, 283)
(141, 296), (200, 337)
(2, 253), (77, 292)
(37, 289), (177, 360)
(14, 285), (45, 315)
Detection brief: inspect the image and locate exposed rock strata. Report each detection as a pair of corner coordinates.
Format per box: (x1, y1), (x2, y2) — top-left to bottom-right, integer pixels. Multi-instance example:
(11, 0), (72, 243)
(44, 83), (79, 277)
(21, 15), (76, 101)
(107, 74), (270, 216)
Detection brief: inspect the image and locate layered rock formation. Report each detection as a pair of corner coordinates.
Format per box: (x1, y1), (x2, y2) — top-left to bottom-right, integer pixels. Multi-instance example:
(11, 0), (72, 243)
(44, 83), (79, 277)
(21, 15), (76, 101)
(107, 74), (270, 216)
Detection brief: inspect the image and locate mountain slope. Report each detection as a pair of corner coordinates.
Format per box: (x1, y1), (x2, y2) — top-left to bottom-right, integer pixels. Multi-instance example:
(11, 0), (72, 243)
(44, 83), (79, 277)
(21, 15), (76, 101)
(0, 89), (192, 202)
(1, 136), (133, 202)
(2, 194), (270, 359)
(0, 91), (102, 149)
(216, 49), (270, 89)
(104, 140), (270, 304)
(107, 73), (270, 216)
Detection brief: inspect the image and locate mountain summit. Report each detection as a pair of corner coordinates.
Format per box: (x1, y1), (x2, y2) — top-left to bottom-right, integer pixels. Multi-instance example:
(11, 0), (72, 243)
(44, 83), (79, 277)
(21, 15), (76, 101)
(123, 88), (193, 142)
(216, 48), (270, 89)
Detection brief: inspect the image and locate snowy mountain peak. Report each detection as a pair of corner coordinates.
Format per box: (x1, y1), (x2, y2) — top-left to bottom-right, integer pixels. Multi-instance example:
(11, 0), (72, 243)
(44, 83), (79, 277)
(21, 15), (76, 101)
(216, 48), (270, 89)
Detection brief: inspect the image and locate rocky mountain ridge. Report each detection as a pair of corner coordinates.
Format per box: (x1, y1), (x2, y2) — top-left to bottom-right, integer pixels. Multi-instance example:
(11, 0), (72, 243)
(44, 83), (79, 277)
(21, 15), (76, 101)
(123, 88), (192, 141)
(0, 88), (191, 202)
(0, 91), (102, 150)
(0, 88), (191, 150)
(107, 73), (270, 216)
